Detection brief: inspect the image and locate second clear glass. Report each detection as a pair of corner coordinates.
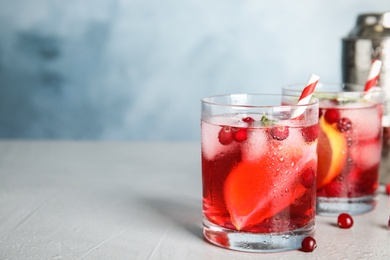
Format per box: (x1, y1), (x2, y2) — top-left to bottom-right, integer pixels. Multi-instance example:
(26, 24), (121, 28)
(283, 83), (384, 216)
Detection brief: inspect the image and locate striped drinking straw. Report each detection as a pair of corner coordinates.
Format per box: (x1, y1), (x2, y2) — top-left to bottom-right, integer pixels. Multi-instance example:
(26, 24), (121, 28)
(291, 74), (320, 119)
(364, 59), (382, 92)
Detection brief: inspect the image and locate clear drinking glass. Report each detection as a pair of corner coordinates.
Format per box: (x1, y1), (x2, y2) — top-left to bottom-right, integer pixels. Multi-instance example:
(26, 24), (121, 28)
(283, 84), (384, 216)
(201, 94), (319, 252)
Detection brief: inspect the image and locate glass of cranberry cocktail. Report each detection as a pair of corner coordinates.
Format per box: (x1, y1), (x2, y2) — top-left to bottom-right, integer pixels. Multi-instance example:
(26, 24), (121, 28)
(201, 94), (319, 252)
(284, 84), (384, 216)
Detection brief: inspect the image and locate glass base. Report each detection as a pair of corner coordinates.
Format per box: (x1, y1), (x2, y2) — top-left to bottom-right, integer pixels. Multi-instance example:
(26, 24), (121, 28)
(316, 195), (377, 216)
(203, 218), (315, 253)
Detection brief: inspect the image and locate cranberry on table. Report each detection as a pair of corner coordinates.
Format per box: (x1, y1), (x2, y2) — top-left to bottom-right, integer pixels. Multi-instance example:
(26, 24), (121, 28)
(386, 183), (390, 195)
(301, 236), (317, 252)
(338, 213), (354, 229)
(388, 215), (390, 230)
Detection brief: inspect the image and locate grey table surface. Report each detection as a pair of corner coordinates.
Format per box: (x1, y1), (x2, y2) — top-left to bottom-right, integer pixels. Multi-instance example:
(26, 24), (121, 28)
(0, 141), (389, 260)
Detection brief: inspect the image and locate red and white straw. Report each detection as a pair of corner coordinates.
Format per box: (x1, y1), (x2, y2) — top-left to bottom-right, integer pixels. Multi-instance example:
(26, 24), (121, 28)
(291, 74), (320, 119)
(364, 59), (382, 92)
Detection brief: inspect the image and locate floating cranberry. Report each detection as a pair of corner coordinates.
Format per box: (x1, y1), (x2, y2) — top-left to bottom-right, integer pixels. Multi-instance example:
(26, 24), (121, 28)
(242, 117), (255, 124)
(218, 126), (234, 145)
(270, 126), (289, 141)
(324, 109), (340, 124)
(338, 213), (354, 229)
(385, 183), (390, 195)
(324, 181), (342, 197)
(233, 128), (248, 142)
(301, 167), (316, 188)
(337, 117), (352, 132)
(302, 124), (319, 143)
(301, 236), (317, 252)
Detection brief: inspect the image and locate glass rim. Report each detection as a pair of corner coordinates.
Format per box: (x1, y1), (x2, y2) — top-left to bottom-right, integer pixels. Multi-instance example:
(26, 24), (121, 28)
(283, 82), (382, 95)
(201, 93), (319, 108)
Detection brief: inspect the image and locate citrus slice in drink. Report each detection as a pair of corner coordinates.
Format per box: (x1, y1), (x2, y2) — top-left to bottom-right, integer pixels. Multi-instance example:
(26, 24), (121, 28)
(224, 142), (316, 231)
(317, 116), (347, 188)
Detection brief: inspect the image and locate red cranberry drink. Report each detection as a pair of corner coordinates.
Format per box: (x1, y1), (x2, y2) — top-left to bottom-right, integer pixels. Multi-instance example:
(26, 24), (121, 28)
(201, 94), (319, 252)
(284, 84), (384, 215)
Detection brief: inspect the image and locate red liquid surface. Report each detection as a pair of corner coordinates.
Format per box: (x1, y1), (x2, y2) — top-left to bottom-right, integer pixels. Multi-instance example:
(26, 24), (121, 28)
(201, 118), (317, 233)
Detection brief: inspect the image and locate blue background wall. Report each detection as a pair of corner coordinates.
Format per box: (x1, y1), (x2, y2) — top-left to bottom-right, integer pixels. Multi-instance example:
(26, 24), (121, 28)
(1, 0), (389, 140)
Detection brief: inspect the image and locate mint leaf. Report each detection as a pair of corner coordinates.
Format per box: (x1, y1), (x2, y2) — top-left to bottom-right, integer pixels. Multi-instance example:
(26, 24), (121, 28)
(260, 114), (276, 126)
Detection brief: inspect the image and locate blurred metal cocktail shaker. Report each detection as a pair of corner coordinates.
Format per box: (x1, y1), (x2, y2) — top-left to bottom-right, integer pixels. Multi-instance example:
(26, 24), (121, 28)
(342, 12), (390, 184)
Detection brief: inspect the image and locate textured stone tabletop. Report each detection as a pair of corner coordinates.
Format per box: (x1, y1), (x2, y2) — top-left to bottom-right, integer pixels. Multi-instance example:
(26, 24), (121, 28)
(0, 141), (389, 259)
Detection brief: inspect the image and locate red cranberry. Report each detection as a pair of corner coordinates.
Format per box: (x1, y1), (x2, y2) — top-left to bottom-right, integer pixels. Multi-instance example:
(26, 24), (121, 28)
(338, 213), (354, 229)
(337, 117), (352, 132)
(301, 236), (317, 252)
(385, 183), (390, 195)
(302, 124), (318, 143)
(218, 126), (234, 145)
(388, 215), (390, 230)
(324, 181), (342, 197)
(270, 126), (289, 141)
(324, 109), (340, 124)
(233, 128), (248, 142)
(301, 167), (316, 188)
(242, 117), (255, 124)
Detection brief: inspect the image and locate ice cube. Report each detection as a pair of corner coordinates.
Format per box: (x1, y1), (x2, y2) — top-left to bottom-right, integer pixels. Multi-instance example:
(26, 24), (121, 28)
(350, 140), (381, 170)
(340, 105), (381, 140)
(201, 120), (237, 160)
(285, 126), (305, 147)
(241, 129), (268, 162)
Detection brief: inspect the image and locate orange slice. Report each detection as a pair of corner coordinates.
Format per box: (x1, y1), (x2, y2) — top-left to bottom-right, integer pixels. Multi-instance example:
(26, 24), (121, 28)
(317, 116), (347, 188)
(224, 143), (315, 231)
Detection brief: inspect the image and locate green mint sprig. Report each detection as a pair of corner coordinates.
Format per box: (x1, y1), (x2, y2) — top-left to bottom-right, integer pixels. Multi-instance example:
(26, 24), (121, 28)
(260, 114), (276, 126)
